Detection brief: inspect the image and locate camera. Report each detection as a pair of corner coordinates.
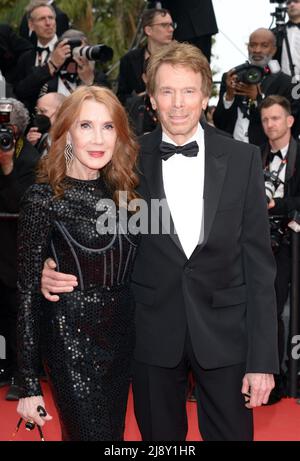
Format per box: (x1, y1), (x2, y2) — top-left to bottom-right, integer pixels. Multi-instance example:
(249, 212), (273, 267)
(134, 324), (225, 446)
(269, 216), (288, 251)
(0, 99), (14, 152)
(64, 38), (113, 63)
(234, 63), (265, 84)
(264, 169), (284, 203)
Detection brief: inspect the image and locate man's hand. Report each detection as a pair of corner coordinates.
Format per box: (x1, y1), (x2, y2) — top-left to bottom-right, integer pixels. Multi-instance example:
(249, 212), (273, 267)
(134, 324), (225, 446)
(268, 199), (275, 210)
(49, 39), (71, 72)
(233, 82), (260, 100)
(225, 69), (238, 101)
(242, 373), (275, 408)
(26, 127), (42, 146)
(74, 55), (95, 85)
(41, 258), (78, 302)
(0, 146), (14, 175)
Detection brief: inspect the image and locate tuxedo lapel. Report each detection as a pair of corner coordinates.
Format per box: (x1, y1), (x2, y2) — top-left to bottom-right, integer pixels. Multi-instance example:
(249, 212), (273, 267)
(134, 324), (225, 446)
(140, 126), (185, 254)
(285, 137), (297, 192)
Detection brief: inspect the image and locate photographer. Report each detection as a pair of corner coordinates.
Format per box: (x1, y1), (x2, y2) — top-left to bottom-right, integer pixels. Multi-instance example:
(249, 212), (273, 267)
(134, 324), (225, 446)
(117, 8), (175, 106)
(0, 98), (41, 400)
(213, 28), (297, 146)
(260, 95), (300, 404)
(273, 0), (300, 78)
(15, 3), (110, 113)
(26, 92), (66, 155)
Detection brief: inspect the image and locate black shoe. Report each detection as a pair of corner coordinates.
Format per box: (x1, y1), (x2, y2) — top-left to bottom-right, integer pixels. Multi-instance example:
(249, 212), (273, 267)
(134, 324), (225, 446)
(0, 368), (11, 388)
(5, 377), (22, 401)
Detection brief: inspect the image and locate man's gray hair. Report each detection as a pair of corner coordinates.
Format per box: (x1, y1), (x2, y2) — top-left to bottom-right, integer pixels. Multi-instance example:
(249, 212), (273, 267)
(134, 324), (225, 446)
(26, 0), (56, 20)
(6, 98), (30, 135)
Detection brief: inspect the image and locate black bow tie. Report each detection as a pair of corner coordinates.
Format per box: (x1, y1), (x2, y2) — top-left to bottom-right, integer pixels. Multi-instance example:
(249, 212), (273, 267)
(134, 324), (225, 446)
(160, 140), (199, 161)
(36, 46), (50, 55)
(269, 150), (283, 162)
(287, 21), (300, 29)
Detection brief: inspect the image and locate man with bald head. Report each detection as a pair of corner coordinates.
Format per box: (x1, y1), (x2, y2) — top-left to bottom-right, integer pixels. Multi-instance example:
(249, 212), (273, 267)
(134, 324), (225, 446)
(214, 28), (297, 146)
(27, 92), (66, 154)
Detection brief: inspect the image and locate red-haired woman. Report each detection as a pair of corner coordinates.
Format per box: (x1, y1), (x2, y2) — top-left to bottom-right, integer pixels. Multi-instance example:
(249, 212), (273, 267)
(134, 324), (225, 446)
(16, 85), (140, 441)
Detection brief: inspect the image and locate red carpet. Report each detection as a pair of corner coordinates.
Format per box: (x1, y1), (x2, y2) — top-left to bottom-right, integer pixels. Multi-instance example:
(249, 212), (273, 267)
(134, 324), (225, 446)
(0, 382), (300, 441)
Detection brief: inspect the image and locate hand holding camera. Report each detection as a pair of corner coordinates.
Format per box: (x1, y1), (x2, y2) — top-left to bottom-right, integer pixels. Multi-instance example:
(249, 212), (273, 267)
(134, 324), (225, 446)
(48, 39), (72, 74)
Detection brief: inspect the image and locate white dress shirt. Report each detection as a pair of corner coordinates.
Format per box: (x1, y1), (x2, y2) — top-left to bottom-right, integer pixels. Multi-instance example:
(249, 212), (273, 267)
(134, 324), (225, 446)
(281, 25), (300, 78)
(269, 144), (289, 199)
(223, 94), (249, 143)
(35, 35), (57, 66)
(162, 123), (205, 259)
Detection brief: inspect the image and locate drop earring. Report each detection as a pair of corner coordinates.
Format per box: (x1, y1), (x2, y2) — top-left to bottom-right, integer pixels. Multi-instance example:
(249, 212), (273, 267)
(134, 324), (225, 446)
(64, 134), (73, 171)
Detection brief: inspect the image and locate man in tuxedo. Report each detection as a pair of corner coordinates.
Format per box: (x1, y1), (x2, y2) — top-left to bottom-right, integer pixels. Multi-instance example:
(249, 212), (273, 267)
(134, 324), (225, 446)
(41, 42), (278, 441)
(117, 8), (175, 106)
(213, 28), (298, 146)
(260, 95), (300, 404)
(15, 10), (103, 114)
(19, 0), (70, 46)
(273, 0), (300, 78)
(156, 0), (218, 62)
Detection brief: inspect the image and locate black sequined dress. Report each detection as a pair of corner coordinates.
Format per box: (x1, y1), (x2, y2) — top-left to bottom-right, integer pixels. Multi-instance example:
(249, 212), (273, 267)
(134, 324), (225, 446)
(17, 177), (139, 441)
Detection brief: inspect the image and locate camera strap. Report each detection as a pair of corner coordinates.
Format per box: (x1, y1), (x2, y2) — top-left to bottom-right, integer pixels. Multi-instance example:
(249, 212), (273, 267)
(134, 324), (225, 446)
(15, 137), (23, 159)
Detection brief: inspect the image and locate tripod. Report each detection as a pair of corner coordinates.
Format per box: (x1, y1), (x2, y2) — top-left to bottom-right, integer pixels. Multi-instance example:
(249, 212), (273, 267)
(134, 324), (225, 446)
(272, 5), (297, 79)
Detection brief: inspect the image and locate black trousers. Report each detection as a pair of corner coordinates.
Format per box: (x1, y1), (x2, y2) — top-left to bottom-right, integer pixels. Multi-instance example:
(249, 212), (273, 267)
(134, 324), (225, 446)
(274, 243), (291, 372)
(132, 333), (253, 441)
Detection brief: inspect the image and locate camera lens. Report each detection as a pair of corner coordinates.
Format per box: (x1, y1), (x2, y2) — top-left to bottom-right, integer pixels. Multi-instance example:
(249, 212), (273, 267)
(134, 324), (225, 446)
(0, 131), (14, 151)
(246, 68), (263, 84)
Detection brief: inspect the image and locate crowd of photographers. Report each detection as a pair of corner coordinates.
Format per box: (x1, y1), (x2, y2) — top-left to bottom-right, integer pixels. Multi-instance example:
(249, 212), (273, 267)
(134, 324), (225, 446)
(0, 0), (300, 406)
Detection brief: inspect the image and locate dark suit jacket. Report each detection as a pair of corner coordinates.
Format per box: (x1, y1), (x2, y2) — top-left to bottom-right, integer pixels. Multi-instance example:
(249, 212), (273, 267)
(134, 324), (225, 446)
(19, 1), (70, 44)
(213, 70), (298, 146)
(117, 46), (146, 106)
(261, 137), (300, 217)
(0, 23), (32, 84)
(159, 0), (218, 41)
(131, 123), (279, 373)
(0, 139), (40, 287)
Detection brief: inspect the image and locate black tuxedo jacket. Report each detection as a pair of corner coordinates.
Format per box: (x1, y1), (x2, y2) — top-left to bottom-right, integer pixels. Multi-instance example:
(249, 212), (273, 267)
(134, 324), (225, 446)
(14, 49), (54, 112)
(117, 47), (146, 106)
(0, 23), (32, 84)
(261, 137), (300, 217)
(213, 70), (298, 146)
(131, 123), (279, 373)
(159, 0), (218, 41)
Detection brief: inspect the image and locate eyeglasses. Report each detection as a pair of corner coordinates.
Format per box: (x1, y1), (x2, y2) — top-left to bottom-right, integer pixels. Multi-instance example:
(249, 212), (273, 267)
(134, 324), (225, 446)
(287, 0), (300, 5)
(150, 22), (177, 30)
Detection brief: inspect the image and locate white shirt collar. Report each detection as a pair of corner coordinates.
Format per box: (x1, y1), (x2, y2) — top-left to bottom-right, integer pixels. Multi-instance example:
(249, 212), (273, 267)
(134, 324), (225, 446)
(37, 35), (58, 52)
(271, 143), (289, 159)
